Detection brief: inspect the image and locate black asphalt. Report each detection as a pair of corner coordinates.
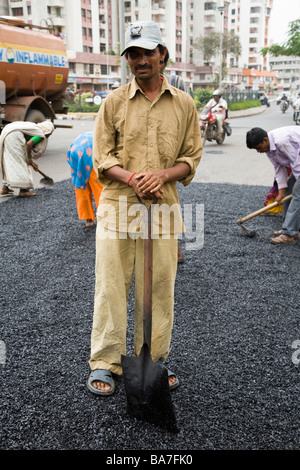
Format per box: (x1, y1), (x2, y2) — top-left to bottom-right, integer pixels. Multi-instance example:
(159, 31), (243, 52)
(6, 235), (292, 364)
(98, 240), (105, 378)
(0, 178), (300, 456)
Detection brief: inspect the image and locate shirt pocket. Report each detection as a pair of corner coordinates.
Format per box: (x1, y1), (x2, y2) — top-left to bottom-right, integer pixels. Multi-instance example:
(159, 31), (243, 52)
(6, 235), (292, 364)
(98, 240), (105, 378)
(157, 124), (179, 166)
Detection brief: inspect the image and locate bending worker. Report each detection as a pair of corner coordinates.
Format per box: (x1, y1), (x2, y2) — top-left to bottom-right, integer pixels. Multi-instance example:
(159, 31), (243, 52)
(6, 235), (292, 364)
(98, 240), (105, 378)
(0, 121), (54, 197)
(246, 126), (300, 245)
(67, 132), (103, 227)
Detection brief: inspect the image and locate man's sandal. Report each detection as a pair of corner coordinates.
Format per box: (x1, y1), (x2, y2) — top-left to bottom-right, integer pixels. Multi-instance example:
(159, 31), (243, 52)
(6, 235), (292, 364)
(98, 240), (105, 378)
(269, 234), (295, 245)
(274, 229), (300, 239)
(86, 369), (115, 396)
(157, 360), (180, 391)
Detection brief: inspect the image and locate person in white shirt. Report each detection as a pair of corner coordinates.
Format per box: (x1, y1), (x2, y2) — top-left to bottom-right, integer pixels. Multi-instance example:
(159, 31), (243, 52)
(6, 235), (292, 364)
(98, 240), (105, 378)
(293, 94), (300, 107)
(203, 90), (228, 140)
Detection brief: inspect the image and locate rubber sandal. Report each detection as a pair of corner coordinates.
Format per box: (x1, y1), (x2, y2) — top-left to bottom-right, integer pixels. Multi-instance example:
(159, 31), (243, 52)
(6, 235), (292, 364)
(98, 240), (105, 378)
(269, 234), (295, 245)
(19, 190), (37, 197)
(274, 229), (300, 239)
(0, 186), (14, 195)
(86, 369), (115, 396)
(157, 360), (180, 391)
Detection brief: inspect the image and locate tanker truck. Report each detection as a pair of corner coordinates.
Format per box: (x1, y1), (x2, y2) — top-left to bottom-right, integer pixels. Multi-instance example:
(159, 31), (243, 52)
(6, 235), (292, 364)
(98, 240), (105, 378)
(0, 16), (69, 128)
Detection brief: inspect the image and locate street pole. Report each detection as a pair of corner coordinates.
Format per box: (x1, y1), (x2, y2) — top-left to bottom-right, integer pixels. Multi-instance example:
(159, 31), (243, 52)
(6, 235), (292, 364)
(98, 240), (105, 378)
(119, 0), (126, 85)
(218, 6), (225, 90)
(106, 14), (109, 91)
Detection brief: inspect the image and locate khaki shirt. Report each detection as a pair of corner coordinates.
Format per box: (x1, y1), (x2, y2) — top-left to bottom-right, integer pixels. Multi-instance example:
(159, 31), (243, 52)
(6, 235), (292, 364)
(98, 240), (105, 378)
(93, 76), (202, 235)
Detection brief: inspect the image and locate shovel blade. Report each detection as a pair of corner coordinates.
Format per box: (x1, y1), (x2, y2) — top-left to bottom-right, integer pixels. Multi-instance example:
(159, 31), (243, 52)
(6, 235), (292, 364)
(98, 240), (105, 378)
(121, 343), (178, 433)
(39, 177), (54, 187)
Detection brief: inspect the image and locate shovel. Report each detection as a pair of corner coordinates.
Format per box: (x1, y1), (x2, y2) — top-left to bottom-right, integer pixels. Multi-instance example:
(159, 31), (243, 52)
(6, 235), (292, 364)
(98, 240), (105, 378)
(121, 198), (178, 433)
(31, 162), (54, 187)
(237, 194), (292, 237)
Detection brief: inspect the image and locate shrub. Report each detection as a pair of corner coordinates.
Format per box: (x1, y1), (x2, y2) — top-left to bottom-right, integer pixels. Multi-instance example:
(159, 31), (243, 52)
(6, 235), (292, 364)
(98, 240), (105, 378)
(192, 89), (213, 110)
(228, 99), (262, 111)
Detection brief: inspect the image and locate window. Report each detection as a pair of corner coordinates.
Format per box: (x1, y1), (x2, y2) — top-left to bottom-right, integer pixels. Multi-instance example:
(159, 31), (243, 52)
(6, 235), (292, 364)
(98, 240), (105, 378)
(204, 2), (216, 10)
(11, 7), (23, 16)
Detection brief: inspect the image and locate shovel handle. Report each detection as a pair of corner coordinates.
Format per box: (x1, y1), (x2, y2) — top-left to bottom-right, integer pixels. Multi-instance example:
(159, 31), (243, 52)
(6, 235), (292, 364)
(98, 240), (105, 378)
(136, 195), (158, 348)
(237, 194), (292, 224)
(30, 161), (52, 180)
(36, 167), (50, 179)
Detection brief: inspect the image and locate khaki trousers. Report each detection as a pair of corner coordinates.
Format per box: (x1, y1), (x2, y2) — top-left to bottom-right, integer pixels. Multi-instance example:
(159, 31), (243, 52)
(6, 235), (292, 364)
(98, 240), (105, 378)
(89, 224), (178, 375)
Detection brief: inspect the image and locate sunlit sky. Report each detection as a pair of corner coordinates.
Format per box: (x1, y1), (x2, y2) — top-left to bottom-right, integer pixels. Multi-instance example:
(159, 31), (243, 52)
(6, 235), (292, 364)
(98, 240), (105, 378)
(269, 0), (300, 44)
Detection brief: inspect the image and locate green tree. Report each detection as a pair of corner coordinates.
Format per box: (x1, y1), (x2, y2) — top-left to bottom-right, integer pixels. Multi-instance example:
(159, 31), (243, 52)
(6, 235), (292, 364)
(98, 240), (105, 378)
(194, 31), (241, 64)
(261, 19), (300, 57)
(191, 88), (213, 110)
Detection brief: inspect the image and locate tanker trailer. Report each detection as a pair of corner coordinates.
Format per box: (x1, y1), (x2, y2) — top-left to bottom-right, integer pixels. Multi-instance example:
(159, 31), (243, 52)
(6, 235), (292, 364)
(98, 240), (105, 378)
(0, 17), (69, 128)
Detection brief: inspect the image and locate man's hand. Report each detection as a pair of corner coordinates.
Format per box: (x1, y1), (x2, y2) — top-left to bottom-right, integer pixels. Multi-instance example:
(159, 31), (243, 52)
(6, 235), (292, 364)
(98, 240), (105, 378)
(129, 170), (165, 200)
(275, 188), (286, 203)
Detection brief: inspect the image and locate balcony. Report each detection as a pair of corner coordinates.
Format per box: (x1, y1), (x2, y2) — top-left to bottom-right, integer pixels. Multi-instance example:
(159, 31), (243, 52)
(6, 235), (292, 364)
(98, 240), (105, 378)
(51, 15), (66, 27)
(47, 0), (64, 6)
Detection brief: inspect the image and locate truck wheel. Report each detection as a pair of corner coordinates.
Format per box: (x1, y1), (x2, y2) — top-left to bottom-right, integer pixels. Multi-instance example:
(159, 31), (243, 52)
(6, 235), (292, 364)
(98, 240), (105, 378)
(25, 109), (46, 123)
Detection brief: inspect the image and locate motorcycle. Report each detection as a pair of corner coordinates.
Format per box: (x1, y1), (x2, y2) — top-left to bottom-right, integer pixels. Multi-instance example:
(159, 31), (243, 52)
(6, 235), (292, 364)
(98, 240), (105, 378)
(280, 100), (289, 113)
(199, 107), (232, 145)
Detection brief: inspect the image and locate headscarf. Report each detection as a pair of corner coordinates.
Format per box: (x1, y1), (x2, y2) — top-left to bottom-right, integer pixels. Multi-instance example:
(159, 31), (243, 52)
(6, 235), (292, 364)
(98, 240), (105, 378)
(37, 121), (55, 136)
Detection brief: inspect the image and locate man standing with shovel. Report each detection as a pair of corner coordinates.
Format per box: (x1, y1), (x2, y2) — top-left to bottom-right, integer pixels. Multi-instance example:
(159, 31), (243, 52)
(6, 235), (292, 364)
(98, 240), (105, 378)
(87, 21), (202, 400)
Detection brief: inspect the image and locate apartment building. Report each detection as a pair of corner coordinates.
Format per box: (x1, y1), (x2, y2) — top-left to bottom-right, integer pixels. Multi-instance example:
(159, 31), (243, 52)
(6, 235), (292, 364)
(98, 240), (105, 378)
(228, 0), (273, 70)
(269, 56), (300, 93)
(3, 0), (276, 92)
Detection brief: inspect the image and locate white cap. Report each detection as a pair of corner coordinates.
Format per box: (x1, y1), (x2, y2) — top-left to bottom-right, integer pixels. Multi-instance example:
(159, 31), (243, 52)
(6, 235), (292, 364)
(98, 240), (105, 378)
(121, 21), (164, 56)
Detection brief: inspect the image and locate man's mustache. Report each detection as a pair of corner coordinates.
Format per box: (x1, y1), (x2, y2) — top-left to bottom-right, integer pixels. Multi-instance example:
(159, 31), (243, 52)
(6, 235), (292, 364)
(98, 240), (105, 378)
(135, 64), (152, 71)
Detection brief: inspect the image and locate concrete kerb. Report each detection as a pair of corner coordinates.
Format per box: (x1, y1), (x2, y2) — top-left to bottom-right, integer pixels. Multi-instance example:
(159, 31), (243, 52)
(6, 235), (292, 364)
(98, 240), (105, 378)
(56, 113), (98, 121)
(228, 105), (267, 119)
(57, 105), (267, 122)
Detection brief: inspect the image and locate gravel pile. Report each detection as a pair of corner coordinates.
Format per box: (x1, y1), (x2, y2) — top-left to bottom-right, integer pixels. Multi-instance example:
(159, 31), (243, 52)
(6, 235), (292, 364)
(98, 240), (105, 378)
(0, 179), (300, 452)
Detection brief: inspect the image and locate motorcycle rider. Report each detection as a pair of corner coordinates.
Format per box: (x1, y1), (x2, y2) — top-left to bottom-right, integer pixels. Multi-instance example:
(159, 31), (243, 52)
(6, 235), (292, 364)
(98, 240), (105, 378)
(203, 90), (228, 140)
(293, 93), (300, 109)
(293, 93), (300, 124)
